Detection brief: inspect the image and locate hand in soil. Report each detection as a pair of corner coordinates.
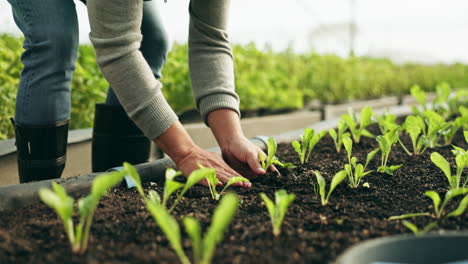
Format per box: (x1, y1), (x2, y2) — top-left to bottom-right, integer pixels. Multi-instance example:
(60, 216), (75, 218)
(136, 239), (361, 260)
(176, 145), (252, 188)
(221, 136), (279, 178)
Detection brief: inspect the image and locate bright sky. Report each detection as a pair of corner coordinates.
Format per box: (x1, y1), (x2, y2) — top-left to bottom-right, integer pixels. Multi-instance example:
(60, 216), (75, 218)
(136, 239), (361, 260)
(1, 0), (468, 64)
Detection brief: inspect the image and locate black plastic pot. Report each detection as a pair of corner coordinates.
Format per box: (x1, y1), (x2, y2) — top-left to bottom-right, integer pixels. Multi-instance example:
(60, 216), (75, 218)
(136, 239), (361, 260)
(335, 233), (468, 264)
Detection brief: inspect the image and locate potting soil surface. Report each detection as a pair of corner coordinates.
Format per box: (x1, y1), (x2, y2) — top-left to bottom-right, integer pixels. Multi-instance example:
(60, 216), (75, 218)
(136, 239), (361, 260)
(1, 125), (468, 264)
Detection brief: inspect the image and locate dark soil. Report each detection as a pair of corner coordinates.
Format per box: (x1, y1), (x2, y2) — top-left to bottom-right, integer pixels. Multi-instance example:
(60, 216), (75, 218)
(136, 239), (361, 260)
(1, 124), (467, 264)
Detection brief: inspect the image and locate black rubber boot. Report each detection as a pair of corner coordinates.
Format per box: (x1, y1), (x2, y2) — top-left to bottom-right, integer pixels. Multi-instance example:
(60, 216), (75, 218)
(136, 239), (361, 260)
(92, 103), (151, 172)
(11, 119), (69, 183)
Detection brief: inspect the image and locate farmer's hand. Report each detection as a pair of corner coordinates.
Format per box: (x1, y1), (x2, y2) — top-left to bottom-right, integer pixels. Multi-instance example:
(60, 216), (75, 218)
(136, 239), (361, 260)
(154, 121), (250, 187)
(207, 109), (278, 178)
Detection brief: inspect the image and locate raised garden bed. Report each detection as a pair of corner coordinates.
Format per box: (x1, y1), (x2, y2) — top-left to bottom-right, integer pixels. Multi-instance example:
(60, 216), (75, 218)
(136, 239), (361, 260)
(1, 116), (467, 263)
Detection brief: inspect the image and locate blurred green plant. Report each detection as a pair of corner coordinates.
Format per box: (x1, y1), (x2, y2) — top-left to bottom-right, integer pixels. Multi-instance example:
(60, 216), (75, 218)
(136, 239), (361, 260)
(3, 34), (468, 139)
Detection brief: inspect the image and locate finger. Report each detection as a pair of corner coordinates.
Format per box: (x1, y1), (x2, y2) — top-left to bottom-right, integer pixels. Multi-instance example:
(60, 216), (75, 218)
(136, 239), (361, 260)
(269, 164), (282, 176)
(246, 150), (266, 175)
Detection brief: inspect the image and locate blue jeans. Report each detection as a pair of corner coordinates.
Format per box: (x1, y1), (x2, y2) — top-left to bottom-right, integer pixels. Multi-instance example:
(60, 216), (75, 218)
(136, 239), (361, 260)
(7, 0), (169, 125)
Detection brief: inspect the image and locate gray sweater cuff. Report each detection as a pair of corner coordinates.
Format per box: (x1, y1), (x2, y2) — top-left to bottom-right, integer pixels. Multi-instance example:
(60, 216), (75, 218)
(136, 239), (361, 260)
(199, 93), (240, 124)
(129, 92), (179, 140)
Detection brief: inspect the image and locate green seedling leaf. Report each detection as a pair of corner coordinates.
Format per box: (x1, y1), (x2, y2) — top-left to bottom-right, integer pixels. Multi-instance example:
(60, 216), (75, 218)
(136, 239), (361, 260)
(263, 137), (295, 170)
(183, 217), (202, 263)
(425, 191), (441, 216)
(162, 168), (184, 208)
(327, 170), (347, 201)
(402, 221), (437, 236)
(430, 152), (454, 188)
(410, 85), (427, 109)
(39, 170), (126, 254)
(123, 162), (145, 197)
(146, 199), (190, 264)
(388, 212), (431, 221)
(220, 176), (250, 195)
(201, 193), (239, 264)
(169, 167), (215, 211)
(260, 190), (295, 237)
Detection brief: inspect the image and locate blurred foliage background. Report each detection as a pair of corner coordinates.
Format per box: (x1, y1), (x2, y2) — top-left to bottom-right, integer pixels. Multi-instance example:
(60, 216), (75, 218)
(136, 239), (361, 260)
(1, 34), (468, 139)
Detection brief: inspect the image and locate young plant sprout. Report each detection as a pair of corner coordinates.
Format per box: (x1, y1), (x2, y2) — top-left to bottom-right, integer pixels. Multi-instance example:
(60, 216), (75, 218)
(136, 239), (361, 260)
(399, 221), (438, 236)
(259, 189), (295, 237)
(342, 137), (378, 188)
(410, 84), (428, 112)
(124, 163), (240, 264)
(341, 106), (375, 144)
(376, 128), (403, 175)
(313, 170), (347, 205)
(431, 151), (468, 189)
(123, 162), (208, 212)
(328, 119), (350, 153)
(38, 170), (126, 254)
(389, 188), (468, 220)
(260, 137), (295, 171)
(389, 188), (468, 235)
(423, 110), (451, 148)
(202, 165), (249, 200)
(147, 193), (239, 264)
(292, 128), (327, 164)
(402, 115), (429, 155)
(375, 111), (399, 134)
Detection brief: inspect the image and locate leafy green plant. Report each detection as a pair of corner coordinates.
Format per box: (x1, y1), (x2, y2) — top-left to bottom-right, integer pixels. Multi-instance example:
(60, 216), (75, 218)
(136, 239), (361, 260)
(389, 188), (468, 220)
(376, 128), (403, 175)
(389, 188), (468, 235)
(328, 120), (350, 153)
(341, 106), (375, 143)
(259, 190), (295, 237)
(260, 137), (295, 170)
(292, 128), (327, 164)
(399, 221), (438, 236)
(38, 171), (126, 254)
(402, 115), (429, 155)
(123, 162), (208, 212)
(313, 170), (347, 205)
(202, 165), (249, 200)
(124, 162), (240, 264)
(342, 137), (378, 188)
(410, 84), (428, 112)
(431, 151), (468, 189)
(375, 111), (399, 134)
(147, 192), (239, 264)
(422, 110), (452, 148)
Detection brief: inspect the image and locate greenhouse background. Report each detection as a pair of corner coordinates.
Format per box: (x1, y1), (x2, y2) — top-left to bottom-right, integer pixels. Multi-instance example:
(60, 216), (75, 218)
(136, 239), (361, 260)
(2, 0), (468, 139)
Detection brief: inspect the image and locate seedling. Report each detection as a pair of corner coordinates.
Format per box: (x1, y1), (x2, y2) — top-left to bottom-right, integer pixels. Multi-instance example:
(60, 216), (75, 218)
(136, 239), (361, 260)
(376, 128), (403, 175)
(410, 84), (428, 112)
(328, 119), (350, 152)
(431, 151), (468, 189)
(147, 193), (239, 264)
(313, 170), (347, 205)
(341, 106), (375, 143)
(38, 170), (126, 254)
(123, 162), (208, 212)
(389, 188), (468, 220)
(389, 188), (468, 235)
(124, 163), (240, 264)
(399, 221), (438, 236)
(259, 190), (295, 237)
(402, 115), (429, 155)
(423, 110), (451, 148)
(260, 137), (295, 171)
(343, 136), (378, 188)
(375, 111), (399, 134)
(202, 165), (249, 200)
(292, 128), (327, 164)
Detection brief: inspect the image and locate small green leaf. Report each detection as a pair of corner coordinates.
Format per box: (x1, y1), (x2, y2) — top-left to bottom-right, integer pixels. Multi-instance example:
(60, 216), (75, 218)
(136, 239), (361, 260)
(425, 191), (441, 215)
(430, 152), (452, 186)
(221, 176), (250, 194)
(402, 220), (419, 234)
(388, 212), (431, 221)
(446, 195), (468, 218)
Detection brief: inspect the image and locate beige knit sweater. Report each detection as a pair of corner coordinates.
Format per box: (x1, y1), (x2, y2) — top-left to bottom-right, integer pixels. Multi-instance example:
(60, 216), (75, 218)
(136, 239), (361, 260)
(86, 0), (239, 139)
